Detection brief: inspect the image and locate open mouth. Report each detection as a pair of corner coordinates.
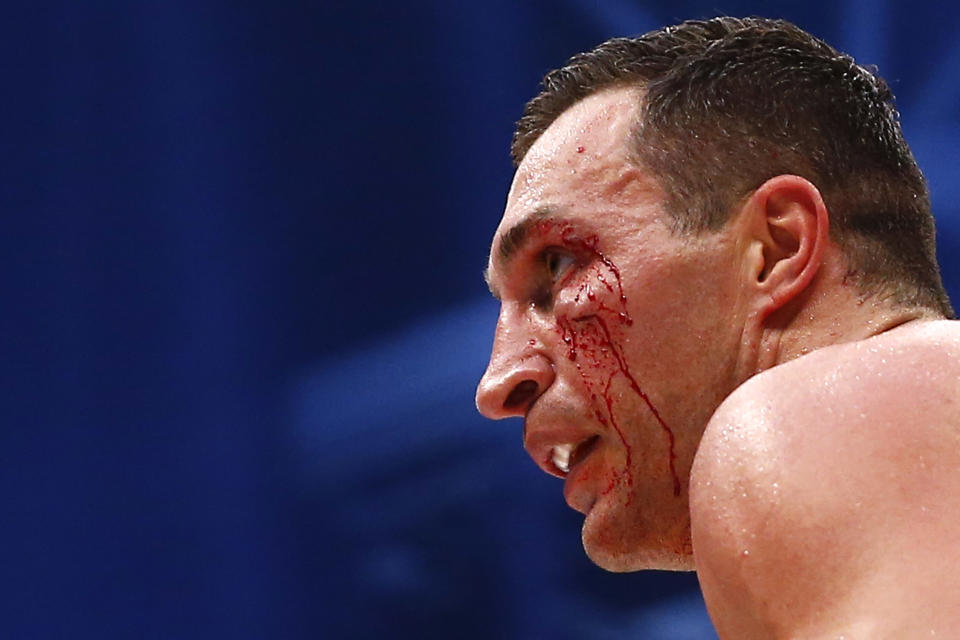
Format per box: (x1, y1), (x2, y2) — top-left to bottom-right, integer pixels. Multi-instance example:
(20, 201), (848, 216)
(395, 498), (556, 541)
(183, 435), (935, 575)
(550, 435), (600, 476)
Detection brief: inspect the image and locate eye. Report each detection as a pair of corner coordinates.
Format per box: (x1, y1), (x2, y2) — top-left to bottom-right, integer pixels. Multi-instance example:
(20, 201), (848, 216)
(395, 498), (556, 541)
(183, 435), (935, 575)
(530, 248), (577, 310)
(544, 248), (575, 282)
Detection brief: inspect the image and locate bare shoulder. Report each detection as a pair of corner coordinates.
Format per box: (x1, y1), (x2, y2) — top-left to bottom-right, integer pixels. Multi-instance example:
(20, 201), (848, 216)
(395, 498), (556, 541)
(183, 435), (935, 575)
(691, 320), (960, 639)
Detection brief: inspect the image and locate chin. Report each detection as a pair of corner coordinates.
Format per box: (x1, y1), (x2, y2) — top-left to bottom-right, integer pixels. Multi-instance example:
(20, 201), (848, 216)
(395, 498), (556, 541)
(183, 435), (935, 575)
(580, 511), (696, 572)
(584, 540), (695, 572)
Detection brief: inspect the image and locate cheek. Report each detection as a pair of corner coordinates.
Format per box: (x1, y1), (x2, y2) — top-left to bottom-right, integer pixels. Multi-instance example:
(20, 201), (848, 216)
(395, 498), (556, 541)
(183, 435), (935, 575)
(555, 314), (616, 394)
(556, 259), (632, 324)
(554, 268), (683, 498)
(554, 263), (633, 387)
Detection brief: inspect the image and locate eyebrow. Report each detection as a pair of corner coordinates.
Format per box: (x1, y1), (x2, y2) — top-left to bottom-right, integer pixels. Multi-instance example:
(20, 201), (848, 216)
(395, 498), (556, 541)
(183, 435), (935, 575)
(483, 205), (556, 299)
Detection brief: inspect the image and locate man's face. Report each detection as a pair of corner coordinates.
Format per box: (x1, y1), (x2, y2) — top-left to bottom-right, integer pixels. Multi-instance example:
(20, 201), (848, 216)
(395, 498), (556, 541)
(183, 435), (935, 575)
(476, 88), (745, 571)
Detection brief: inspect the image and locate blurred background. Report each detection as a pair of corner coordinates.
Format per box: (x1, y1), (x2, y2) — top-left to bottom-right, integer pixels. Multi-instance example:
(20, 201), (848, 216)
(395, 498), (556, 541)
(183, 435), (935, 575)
(5, 1), (959, 638)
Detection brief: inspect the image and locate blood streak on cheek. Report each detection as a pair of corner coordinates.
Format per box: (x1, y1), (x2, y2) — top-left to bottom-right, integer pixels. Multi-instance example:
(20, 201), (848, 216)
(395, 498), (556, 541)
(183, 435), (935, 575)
(554, 227), (682, 498)
(560, 227), (632, 326)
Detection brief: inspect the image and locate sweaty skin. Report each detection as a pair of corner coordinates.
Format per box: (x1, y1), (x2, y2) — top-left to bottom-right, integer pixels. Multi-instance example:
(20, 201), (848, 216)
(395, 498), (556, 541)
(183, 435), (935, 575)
(692, 320), (960, 638)
(477, 88), (745, 571)
(477, 85), (960, 636)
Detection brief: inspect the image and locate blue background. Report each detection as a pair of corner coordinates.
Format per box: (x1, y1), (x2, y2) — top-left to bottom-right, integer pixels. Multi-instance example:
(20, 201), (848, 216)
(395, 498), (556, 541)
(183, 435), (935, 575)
(6, 1), (959, 638)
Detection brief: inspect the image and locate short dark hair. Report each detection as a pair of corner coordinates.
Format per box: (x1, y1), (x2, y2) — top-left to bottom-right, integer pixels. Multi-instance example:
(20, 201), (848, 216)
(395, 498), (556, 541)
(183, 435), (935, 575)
(513, 17), (954, 317)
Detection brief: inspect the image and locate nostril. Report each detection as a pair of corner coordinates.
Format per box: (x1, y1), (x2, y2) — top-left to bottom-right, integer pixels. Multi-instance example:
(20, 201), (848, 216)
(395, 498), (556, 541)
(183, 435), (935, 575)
(504, 380), (539, 411)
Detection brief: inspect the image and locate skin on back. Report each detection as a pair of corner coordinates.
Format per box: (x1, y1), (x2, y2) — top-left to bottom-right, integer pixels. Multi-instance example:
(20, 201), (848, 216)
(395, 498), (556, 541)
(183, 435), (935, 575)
(691, 319), (960, 639)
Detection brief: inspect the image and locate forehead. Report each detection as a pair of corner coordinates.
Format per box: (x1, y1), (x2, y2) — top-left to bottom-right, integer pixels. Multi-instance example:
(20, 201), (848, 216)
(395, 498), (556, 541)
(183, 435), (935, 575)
(492, 88), (663, 261)
(506, 88), (641, 213)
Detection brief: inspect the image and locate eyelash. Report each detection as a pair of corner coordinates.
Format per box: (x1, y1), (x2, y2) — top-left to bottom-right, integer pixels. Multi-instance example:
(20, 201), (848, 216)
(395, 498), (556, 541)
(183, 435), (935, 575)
(544, 248), (576, 282)
(531, 248), (577, 309)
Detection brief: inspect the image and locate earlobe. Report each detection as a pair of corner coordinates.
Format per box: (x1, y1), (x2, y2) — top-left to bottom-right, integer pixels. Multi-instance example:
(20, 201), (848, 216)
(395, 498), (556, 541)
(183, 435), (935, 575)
(743, 175), (829, 318)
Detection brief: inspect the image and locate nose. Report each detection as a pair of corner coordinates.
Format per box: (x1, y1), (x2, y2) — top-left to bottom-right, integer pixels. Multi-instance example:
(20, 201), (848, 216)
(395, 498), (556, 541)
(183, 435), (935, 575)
(475, 312), (555, 420)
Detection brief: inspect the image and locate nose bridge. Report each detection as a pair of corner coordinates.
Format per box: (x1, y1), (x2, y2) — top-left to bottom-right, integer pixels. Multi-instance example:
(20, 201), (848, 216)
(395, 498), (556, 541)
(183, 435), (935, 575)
(476, 304), (554, 419)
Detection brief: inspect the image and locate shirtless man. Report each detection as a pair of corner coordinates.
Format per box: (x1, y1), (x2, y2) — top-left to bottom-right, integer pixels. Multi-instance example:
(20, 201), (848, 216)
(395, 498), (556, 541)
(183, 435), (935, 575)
(475, 17), (959, 638)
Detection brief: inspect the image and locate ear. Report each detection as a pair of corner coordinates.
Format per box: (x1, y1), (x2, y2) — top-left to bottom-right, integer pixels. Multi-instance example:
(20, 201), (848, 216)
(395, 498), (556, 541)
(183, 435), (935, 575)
(739, 175), (829, 319)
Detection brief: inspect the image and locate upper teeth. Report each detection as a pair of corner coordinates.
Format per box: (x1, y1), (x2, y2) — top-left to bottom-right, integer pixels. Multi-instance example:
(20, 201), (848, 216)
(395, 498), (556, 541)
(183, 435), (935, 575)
(552, 444), (574, 474)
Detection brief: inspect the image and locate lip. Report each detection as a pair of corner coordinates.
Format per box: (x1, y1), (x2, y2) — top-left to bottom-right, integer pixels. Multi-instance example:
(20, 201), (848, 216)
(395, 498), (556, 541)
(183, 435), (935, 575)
(524, 410), (604, 514)
(568, 435), (600, 471)
(523, 421), (600, 480)
(561, 436), (601, 514)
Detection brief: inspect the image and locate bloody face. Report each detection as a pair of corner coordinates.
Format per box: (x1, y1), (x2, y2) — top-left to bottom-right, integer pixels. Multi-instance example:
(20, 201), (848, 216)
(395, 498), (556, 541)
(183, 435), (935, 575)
(476, 88), (746, 571)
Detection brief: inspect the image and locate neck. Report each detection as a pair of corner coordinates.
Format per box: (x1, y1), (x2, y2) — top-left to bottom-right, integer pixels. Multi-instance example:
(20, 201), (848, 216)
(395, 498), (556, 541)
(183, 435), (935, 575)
(750, 262), (940, 375)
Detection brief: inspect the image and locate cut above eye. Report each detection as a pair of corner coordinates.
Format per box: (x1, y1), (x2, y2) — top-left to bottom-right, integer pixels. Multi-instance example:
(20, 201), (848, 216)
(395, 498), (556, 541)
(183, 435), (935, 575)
(545, 249), (575, 281)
